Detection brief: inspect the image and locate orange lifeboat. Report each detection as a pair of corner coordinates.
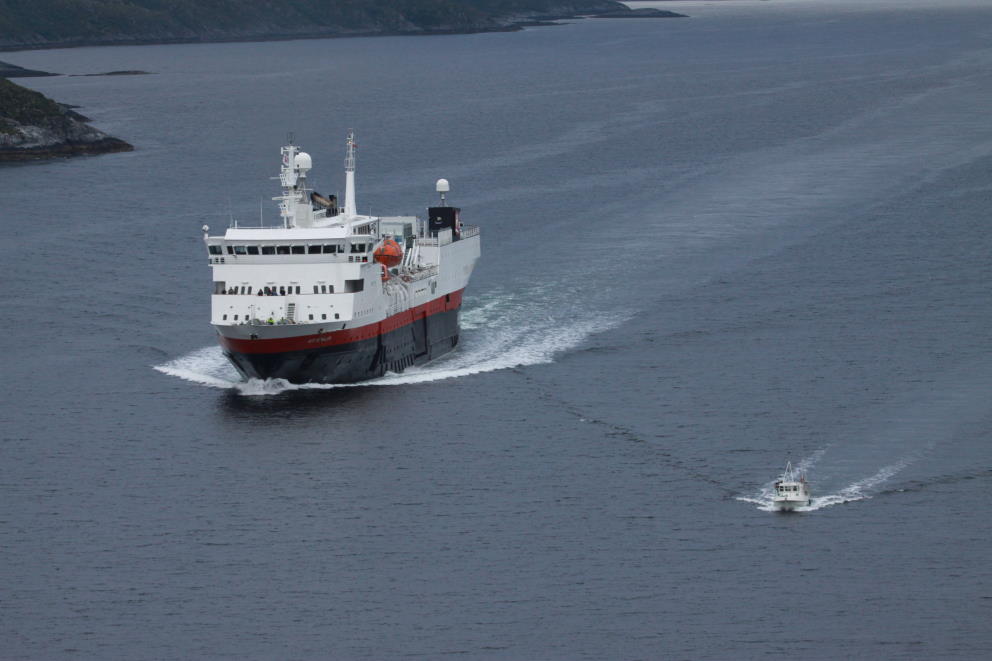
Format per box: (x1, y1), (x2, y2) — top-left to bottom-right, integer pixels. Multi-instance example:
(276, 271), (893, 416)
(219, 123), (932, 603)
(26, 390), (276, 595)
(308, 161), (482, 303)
(374, 237), (403, 268)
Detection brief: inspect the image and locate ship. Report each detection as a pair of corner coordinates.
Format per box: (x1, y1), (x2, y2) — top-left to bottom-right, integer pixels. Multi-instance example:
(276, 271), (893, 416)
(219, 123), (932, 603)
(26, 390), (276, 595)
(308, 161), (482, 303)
(202, 132), (481, 384)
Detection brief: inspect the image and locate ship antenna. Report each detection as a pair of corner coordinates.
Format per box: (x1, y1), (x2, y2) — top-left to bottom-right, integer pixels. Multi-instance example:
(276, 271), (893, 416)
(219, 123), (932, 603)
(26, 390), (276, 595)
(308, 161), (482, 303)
(343, 130), (357, 218)
(436, 178), (450, 206)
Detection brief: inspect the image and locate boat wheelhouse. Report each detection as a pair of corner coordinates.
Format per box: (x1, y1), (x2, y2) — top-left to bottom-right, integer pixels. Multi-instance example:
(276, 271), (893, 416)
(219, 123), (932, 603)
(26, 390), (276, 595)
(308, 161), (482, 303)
(773, 462), (812, 511)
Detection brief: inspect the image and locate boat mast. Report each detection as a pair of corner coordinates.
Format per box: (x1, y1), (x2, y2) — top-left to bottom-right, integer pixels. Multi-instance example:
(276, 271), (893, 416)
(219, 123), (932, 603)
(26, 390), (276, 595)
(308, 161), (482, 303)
(277, 143), (298, 228)
(343, 130), (357, 218)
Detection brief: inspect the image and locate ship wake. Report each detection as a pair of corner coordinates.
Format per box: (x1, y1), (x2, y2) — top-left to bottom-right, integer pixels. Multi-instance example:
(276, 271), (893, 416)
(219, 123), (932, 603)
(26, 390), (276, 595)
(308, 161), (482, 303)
(154, 291), (627, 395)
(736, 452), (916, 513)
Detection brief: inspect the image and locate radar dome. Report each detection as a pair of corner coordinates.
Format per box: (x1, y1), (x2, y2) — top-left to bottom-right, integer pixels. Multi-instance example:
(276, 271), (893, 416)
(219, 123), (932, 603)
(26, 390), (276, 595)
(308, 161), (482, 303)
(435, 178), (450, 193)
(294, 152), (312, 171)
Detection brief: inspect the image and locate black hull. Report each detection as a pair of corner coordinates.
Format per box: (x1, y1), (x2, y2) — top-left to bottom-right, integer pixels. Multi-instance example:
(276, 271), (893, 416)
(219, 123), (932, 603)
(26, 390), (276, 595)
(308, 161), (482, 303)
(223, 308), (460, 384)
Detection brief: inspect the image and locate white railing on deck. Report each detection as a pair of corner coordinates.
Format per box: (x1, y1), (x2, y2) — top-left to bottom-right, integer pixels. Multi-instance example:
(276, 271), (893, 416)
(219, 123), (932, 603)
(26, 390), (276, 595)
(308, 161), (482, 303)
(416, 225), (479, 246)
(407, 264), (439, 281)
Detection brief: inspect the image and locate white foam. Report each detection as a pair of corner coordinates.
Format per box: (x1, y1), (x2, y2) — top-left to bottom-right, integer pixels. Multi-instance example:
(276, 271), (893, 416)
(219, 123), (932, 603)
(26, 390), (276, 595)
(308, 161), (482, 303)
(153, 292), (628, 396)
(806, 458), (913, 511)
(153, 345), (240, 387)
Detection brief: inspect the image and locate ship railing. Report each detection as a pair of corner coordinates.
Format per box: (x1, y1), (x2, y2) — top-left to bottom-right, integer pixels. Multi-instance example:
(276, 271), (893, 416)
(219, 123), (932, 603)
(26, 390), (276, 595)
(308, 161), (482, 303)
(416, 226), (480, 246)
(242, 318), (297, 326)
(401, 264), (439, 282)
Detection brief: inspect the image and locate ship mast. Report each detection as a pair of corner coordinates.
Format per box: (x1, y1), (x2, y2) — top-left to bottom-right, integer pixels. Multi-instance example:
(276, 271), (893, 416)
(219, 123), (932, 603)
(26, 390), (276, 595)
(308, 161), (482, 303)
(274, 140), (314, 228)
(343, 130), (357, 218)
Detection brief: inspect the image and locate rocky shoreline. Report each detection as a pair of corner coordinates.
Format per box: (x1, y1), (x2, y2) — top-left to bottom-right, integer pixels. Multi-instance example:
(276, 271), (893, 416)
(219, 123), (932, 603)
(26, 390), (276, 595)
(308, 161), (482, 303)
(0, 78), (133, 161)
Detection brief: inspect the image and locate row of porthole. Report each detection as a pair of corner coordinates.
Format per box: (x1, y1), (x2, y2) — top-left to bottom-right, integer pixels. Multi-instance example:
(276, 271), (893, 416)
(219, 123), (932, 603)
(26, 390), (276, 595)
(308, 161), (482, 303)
(221, 312), (342, 322)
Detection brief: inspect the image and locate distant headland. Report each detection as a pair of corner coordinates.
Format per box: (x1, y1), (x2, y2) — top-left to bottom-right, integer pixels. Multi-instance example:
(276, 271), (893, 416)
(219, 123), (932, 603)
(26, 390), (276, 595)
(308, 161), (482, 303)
(0, 0), (685, 51)
(0, 78), (133, 160)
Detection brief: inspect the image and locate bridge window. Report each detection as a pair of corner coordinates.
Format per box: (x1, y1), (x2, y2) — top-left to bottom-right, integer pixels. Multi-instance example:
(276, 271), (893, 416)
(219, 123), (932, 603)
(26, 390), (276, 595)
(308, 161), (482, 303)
(350, 243), (366, 253)
(226, 246), (234, 255)
(208, 245), (222, 255)
(320, 285), (327, 294)
(277, 246), (290, 255)
(213, 282), (226, 294)
(323, 244), (341, 253)
(262, 246), (275, 255)
(247, 246), (259, 255)
(313, 285), (319, 294)
(308, 245), (321, 254)
(291, 246), (305, 255)
(295, 286), (301, 294)
(234, 245), (247, 255)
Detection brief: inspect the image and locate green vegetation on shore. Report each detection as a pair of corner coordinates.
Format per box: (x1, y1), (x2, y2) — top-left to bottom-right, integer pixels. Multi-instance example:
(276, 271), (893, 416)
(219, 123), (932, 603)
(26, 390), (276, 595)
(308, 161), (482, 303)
(0, 0), (634, 50)
(0, 78), (132, 159)
(0, 76), (67, 132)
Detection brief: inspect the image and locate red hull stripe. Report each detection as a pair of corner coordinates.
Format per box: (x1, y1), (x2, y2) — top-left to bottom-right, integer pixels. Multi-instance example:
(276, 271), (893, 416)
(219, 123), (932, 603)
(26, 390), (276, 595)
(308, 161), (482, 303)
(219, 288), (464, 355)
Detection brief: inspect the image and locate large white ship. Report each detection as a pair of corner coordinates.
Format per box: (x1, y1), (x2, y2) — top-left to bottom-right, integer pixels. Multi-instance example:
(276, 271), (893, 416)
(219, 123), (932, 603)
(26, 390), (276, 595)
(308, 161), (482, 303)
(202, 132), (480, 383)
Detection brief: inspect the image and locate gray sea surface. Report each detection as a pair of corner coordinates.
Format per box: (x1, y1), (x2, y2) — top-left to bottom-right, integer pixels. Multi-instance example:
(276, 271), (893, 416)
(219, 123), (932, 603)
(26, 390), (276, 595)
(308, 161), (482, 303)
(2, 0), (991, 658)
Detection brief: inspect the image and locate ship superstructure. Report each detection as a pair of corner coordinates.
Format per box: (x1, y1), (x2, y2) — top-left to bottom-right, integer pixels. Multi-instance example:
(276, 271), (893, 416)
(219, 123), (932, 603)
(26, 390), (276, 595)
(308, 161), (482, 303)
(202, 132), (480, 383)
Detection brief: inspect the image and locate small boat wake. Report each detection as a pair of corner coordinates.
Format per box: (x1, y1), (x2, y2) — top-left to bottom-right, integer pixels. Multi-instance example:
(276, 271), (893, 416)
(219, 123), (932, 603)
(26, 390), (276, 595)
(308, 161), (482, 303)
(736, 452), (915, 513)
(154, 290), (629, 395)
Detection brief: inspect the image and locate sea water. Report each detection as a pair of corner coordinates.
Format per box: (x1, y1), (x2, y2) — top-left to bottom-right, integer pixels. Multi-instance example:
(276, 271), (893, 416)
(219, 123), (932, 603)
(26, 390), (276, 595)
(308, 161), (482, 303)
(2, 1), (991, 657)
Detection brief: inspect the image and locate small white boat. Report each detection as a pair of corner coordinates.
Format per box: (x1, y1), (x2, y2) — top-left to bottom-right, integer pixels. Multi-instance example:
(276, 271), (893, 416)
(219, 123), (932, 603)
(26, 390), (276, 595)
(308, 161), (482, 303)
(773, 462), (811, 511)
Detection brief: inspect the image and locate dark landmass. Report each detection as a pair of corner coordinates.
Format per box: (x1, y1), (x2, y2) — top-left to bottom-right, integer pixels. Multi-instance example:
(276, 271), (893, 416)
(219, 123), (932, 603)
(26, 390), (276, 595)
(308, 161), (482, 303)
(591, 8), (687, 18)
(0, 58), (56, 77)
(0, 78), (132, 160)
(70, 71), (153, 77)
(592, 7), (688, 18)
(0, 0), (684, 51)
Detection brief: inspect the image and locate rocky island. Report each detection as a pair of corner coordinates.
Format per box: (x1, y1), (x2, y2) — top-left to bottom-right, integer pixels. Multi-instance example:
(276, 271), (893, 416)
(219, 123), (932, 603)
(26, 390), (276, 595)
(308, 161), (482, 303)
(0, 78), (132, 160)
(0, 0), (684, 50)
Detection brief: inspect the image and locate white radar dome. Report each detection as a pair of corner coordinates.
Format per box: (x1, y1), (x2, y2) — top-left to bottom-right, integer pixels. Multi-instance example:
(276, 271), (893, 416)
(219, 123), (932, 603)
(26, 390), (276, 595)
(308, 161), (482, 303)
(294, 152), (312, 171)
(436, 178), (450, 193)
